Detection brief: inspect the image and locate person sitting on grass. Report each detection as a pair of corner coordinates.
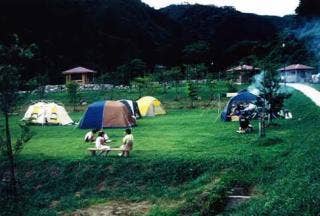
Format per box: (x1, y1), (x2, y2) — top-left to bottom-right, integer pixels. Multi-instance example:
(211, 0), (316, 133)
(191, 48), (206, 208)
(237, 114), (253, 134)
(95, 131), (111, 152)
(84, 129), (98, 142)
(119, 128), (134, 157)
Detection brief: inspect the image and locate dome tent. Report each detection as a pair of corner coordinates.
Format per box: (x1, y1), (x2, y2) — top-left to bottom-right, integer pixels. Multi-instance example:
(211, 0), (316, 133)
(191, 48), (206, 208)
(79, 101), (136, 129)
(221, 90), (260, 121)
(137, 96), (166, 117)
(23, 102), (73, 125)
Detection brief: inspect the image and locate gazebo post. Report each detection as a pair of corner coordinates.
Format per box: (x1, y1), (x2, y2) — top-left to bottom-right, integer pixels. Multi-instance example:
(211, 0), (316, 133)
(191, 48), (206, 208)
(82, 74), (85, 84)
(66, 74), (71, 83)
(283, 68), (287, 88)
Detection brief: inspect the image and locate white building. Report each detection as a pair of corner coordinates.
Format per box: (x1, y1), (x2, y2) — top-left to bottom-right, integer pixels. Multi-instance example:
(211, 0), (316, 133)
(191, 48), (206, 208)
(279, 64), (314, 83)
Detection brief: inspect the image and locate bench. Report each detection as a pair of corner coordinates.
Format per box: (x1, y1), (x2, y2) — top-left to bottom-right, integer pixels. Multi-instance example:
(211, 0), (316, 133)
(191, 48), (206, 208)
(87, 147), (126, 156)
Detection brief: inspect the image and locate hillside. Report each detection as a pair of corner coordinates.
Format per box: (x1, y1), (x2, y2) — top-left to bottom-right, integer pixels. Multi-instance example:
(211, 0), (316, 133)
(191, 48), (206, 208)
(0, 1), (294, 82)
(160, 4), (287, 68)
(0, 0), (181, 82)
(160, 4), (283, 44)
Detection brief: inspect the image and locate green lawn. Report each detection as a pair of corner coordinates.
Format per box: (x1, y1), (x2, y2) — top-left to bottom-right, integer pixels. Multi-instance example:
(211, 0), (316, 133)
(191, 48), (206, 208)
(1, 90), (320, 215)
(20, 109), (270, 160)
(312, 83), (320, 90)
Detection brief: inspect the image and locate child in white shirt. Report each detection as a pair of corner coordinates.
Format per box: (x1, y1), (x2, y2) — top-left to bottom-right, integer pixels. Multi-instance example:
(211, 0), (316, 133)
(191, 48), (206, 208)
(95, 131), (111, 151)
(119, 128), (134, 157)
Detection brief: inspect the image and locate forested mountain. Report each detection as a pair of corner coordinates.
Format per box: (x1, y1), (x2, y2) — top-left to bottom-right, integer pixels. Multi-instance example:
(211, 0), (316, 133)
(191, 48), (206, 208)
(296, 0), (320, 16)
(160, 4), (289, 70)
(160, 4), (283, 46)
(0, 0), (181, 82)
(0, 0), (293, 83)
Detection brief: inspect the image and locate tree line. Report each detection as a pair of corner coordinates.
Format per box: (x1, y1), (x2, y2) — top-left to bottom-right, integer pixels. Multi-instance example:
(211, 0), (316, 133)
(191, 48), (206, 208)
(0, 0), (314, 84)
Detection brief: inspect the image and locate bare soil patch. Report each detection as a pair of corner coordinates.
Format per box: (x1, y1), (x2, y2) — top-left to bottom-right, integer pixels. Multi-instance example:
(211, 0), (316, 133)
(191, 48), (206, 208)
(67, 201), (150, 216)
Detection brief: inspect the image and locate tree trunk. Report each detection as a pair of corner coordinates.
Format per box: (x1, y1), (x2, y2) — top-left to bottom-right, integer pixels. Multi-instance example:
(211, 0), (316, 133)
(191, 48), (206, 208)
(191, 99), (195, 108)
(5, 111), (17, 198)
(163, 83), (167, 94)
(217, 93), (221, 114)
(175, 82), (179, 100)
(259, 117), (266, 137)
(139, 88), (142, 98)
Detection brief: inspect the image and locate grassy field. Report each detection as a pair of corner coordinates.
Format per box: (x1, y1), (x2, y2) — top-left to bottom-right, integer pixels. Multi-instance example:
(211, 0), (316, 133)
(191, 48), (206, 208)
(311, 83), (320, 90)
(1, 89), (320, 215)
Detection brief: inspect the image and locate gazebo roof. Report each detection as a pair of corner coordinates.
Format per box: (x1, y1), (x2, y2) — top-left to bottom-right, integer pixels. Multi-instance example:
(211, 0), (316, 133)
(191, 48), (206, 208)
(227, 64), (260, 72)
(62, 67), (97, 74)
(278, 64), (315, 71)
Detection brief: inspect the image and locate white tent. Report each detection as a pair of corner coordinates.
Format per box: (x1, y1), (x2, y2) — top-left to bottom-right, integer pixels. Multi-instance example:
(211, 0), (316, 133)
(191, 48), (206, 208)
(23, 102), (73, 125)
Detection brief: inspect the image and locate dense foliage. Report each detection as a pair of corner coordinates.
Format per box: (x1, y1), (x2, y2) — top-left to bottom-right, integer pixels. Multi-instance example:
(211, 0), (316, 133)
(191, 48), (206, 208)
(296, 0), (320, 16)
(66, 81), (80, 111)
(0, 0), (304, 84)
(0, 0), (180, 83)
(0, 35), (35, 199)
(161, 4), (284, 70)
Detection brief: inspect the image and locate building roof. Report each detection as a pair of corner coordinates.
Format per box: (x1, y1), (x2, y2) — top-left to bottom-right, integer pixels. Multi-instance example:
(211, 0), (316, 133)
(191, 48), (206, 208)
(227, 64), (260, 72)
(278, 64), (315, 71)
(62, 67), (97, 74)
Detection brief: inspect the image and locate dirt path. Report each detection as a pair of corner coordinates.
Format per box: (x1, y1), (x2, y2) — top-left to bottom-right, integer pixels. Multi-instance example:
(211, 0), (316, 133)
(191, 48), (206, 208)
(68, 201), (150, 216)
(286, 83), (320, 107)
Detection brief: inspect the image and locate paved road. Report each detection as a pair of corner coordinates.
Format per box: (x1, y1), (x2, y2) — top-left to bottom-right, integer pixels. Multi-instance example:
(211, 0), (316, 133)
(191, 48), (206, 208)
(286, 83), (320, 107)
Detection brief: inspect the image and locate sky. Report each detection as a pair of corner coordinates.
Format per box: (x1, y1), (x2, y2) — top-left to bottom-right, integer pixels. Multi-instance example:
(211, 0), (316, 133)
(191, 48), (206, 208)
(141, 0), (300, 16)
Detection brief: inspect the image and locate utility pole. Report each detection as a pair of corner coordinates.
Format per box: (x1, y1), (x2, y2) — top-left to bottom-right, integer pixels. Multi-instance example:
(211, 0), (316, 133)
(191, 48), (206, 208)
(259, 99), (266, 137)
(282, 43), (287, 88)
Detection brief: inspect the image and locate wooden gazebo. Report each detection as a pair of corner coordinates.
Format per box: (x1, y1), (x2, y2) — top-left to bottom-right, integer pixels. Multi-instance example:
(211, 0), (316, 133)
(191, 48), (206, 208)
(62, 66), (97, 84)
(278, 64), (314, 83)
(227, 64), (260, 83)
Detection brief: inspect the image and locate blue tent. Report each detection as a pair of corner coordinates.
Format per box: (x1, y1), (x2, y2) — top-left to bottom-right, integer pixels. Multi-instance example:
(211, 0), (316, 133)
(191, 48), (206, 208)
(79, 101), (105, 129)
(79, 101), (136, 129)
(221, 90), (259, 121)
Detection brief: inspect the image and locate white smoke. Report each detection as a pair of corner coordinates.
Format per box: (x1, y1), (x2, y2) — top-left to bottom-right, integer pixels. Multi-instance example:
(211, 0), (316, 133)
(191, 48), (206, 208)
(247, 71), (292, 95)
(245, 19), (320, 94)
(292, 18), (320, 60)
(289, 18), (320, 82)
(247, 72), (265, 95)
